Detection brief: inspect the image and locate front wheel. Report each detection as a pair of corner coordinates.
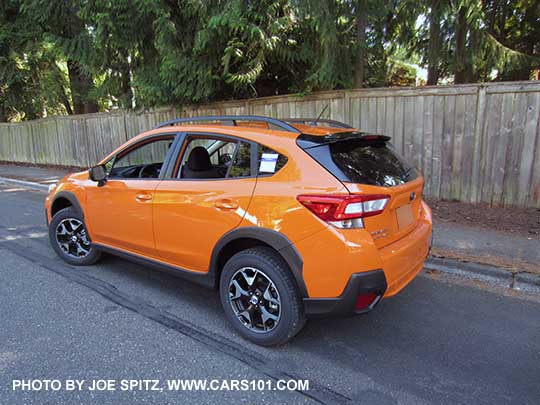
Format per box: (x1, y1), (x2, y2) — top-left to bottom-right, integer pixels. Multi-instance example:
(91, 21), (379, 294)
(219, 247), (306, 346)
(48, 207), (101, 266)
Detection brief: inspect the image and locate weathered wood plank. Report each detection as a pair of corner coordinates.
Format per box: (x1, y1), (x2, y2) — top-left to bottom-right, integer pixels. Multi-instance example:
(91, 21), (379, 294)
(412, 95), (424, 171)
(451, 94), (467, 200)
(350, 98), (361, 129)
(527, 95), (540, 207)
(502, 93), (527, 206)
(402, 96), (415, 162)
(517, 93), (540, 206)
(460, 92), (477, 202)
(440, 95), (456, 200)
(393, 96), (405, 155)
(421, 95), (434, 196)
(479, 94), (499, 203)
(491, 93), (515, 205)
(376, 97), (386, 134)
(470, 86), (486, 203)
(0, 124), (11, 161)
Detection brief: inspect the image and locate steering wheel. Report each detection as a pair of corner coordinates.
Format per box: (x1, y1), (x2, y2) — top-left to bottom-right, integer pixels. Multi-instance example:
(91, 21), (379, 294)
(138, 163), (160, 178)
(219, 153), (233, 165)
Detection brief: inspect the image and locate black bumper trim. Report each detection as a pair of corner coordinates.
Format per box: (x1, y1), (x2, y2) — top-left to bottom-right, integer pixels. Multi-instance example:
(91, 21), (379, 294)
(303, 269), (387, 317)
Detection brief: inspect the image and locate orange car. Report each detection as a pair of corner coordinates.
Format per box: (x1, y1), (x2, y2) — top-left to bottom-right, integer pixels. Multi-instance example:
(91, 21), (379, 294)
(45, 116), (432, 346)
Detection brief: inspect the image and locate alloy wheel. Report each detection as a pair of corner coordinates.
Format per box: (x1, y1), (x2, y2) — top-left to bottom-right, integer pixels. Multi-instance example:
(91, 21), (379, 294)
(55, 218), (91, 258)
(228, 267), (281, 333)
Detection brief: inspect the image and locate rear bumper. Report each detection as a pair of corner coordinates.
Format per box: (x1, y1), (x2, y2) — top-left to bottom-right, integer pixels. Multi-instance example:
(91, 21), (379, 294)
(303, 269), (387, 316)
(380, 218), (431, 297)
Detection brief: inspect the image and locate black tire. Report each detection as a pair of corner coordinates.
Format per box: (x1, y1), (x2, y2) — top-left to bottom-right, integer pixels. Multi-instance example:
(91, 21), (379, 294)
(48, 207), (101, 266)
(219, 247), (306, 346)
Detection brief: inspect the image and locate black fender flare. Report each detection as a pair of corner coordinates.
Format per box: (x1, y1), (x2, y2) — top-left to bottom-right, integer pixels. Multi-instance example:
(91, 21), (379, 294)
(209, 227), (308, 298)
(51, 191), (85, 219)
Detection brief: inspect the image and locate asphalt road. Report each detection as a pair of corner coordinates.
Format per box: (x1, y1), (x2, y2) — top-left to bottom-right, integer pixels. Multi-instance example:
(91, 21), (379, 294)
(0, 183), (539, 404)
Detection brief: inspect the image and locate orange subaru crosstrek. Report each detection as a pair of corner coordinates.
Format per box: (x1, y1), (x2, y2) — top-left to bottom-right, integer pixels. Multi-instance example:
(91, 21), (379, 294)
(45, 115), (432, 346)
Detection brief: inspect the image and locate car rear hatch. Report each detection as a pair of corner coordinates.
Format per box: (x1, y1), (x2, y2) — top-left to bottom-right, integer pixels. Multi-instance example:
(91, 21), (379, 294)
(297, 131), (423, 248)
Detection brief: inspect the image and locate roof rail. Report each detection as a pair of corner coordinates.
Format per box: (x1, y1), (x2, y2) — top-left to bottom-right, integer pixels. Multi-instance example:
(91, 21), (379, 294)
(284, 118), (353, 129)
(155, 115), (301, 133)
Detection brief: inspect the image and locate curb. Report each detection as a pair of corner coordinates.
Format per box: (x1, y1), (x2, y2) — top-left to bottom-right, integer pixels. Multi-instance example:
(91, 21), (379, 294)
(0, 176), (49, 191)
(425, 256), (540, 294)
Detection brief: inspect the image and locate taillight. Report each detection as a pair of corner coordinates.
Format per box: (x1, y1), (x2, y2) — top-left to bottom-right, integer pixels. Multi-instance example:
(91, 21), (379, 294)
(296, 194), (389, 228)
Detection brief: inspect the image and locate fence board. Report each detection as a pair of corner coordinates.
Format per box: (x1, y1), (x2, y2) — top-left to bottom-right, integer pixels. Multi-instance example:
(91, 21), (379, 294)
(393, 96), (405, 155)
(0, 81), (539, 207)
(480, 93), (502, 203)
(440, 95), (455, 200)
(451, 94), (466, 199)
(491, 93), (515, 205)
(422, 95), (434, 197)
(460, 93), (477, 202)
(518, 93), (540, 207)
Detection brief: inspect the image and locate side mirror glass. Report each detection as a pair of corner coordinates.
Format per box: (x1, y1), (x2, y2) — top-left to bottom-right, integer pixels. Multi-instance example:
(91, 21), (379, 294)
(89, 164), (107, 183)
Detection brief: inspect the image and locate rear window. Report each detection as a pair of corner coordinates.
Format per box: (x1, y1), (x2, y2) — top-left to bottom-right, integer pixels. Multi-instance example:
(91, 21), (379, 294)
(300, 139), (418, 187)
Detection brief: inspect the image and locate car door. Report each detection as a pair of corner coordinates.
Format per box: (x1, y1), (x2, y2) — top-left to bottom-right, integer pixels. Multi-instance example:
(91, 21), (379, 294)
(153, 133), (257, 272)
(86, 134), (178, 257)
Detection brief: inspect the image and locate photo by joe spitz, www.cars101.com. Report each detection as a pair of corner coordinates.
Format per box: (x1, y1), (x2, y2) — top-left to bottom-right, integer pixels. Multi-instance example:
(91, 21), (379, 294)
(45, 115), (432, 346)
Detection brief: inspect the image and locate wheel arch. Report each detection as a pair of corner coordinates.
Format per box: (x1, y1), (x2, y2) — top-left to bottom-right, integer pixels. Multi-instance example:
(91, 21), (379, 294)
(210, 227), (308, 297)
(51, 191), (84, 219)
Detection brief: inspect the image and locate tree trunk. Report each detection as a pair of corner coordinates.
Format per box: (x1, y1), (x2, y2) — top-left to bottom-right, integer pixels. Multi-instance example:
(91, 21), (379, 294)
(427, 0), (441, 85)
(119, 49), (134, 109)
(67, 59), (98, 115)
(59, 86), (74, 115)
(0, 105), (6, 122)
(454, 6), (467, 84)
(354, 0), (367, 88)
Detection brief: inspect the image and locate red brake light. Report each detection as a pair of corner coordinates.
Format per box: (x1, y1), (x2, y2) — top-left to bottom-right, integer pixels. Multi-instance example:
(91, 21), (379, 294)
(296, 194), (390, 222)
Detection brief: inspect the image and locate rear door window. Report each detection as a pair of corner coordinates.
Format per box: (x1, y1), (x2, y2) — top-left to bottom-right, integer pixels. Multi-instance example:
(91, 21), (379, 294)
(177, 135), (252, 179)
(228, 142), (251, 177)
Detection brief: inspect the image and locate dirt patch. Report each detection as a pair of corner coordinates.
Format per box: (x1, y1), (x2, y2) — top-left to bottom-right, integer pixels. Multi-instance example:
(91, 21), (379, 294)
(425, 198), (540, 238)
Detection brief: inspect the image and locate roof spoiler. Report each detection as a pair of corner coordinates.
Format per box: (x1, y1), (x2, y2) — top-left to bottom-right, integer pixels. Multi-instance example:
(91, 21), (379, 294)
(297, 132), (391, 149)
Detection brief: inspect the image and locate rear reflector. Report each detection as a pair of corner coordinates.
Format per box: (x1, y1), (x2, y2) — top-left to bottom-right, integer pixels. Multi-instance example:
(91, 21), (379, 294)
(355, 293), (378, 310)
(296, 194), (390, 222)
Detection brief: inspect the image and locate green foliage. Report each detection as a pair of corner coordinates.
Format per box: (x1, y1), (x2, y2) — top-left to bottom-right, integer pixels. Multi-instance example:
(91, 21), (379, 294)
(0, 0), (539, 121)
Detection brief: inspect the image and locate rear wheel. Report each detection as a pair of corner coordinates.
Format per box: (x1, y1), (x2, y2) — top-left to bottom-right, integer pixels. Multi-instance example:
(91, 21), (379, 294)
(48, 207), (101, 266)
(219, 247), (306, 346)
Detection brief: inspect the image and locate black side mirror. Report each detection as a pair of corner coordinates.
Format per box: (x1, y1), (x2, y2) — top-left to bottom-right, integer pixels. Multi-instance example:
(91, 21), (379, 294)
(89, 164), (107, 184)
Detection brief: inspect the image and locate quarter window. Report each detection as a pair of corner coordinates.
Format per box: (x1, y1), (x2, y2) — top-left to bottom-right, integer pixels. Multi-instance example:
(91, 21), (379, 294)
(257, 145), (288, 175)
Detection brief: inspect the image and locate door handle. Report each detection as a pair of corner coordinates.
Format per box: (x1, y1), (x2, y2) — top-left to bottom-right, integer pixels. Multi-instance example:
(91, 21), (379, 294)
(135, 193), (152, 202)
(214, 199), (238, 210)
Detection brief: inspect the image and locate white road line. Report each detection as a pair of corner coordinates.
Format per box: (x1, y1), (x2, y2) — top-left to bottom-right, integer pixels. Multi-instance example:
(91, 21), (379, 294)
(0, 176), (49, 191)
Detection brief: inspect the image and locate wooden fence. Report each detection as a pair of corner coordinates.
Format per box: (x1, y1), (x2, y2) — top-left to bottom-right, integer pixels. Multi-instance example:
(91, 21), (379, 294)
(1, 81), (539, 208)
